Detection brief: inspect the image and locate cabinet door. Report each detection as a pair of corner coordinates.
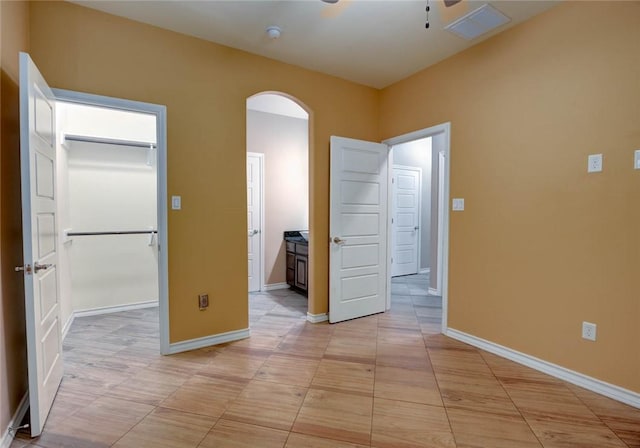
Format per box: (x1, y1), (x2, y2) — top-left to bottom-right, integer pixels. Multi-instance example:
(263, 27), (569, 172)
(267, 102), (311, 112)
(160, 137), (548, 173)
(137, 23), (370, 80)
(295, 255), (308, 291)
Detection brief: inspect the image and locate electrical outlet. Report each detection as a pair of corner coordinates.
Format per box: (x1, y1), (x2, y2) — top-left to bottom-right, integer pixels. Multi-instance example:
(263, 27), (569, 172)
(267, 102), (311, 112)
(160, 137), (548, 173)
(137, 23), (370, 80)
(587, 154), (603, 173)
(582, 321), (597, 341)
(198, 294), (209, 310)
(634, 150), (640, 170)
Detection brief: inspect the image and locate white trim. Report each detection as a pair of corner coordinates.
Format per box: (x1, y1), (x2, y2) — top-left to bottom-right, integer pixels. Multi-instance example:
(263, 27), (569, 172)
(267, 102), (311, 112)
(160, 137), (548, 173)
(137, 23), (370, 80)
(383, 122), (451, 334)
(263, 282), (289, 291)
(419, 268), (431, 275)
(428, 287), (440, 296)
(61, 313), (75, 340)
(436, 150), (446, 299)
(73, 300), (158, 318)
(0, 393), (29, 448)
(167, 328), (250, 354)
(307, 312), (329, 323)
(446, 328), (640, 409)
(52, 88), (170, 355)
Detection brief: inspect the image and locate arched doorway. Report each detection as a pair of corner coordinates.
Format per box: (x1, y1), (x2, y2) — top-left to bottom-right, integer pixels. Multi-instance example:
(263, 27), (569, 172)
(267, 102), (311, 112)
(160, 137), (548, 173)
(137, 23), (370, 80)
(246, 92), (311, 323)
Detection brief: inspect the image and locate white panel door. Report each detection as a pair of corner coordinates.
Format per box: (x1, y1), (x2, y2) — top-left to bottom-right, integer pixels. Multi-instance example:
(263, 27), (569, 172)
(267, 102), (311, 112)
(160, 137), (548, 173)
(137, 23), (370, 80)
(247, 153), (262, 292)
(330, 136), (388, 323)
(391, 166), (421, 277)
(19, 52), (63, 437)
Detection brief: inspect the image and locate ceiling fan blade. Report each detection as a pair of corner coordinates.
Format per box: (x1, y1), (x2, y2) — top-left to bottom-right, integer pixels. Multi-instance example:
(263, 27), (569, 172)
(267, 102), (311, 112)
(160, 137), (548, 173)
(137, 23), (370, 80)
(444, 0), (463, 6)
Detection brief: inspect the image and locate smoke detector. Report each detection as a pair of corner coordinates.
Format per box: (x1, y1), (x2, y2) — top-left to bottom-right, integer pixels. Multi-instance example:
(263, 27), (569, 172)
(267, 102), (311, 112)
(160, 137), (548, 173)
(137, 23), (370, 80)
(266, 26), (281, 39)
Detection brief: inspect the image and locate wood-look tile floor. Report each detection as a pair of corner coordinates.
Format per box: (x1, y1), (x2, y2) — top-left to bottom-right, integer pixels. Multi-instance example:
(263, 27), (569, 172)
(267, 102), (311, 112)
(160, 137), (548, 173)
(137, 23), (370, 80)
(12, 275), (640, 447)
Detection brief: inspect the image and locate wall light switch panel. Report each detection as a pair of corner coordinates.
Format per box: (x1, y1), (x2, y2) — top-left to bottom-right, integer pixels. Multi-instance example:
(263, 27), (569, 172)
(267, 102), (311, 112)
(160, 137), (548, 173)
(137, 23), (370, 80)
(588, 154), (603, 173)
(452, 198), (465, 211)
(635, 150), (640, 170)
(171, 195), (181, 210)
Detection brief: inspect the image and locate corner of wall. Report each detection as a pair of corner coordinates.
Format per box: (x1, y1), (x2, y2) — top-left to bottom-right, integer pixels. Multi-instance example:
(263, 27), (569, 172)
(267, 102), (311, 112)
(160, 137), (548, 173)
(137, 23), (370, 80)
(0, 0), (30, 437)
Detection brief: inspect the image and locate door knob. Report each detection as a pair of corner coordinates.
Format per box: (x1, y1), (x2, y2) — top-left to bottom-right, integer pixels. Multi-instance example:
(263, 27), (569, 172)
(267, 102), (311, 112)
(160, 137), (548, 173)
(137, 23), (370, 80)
(414, 226), (420, 230)
(34, 263), (52, 273)
(333, 237), (346, 244)
(248, 229), (259, 236)
(15, 264), (32, 274)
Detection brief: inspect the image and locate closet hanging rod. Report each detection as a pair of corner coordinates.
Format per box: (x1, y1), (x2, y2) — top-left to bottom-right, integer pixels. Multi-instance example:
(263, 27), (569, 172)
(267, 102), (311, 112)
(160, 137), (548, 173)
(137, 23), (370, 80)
(67, 230), (157, 236)
(63, 134), (156, 149)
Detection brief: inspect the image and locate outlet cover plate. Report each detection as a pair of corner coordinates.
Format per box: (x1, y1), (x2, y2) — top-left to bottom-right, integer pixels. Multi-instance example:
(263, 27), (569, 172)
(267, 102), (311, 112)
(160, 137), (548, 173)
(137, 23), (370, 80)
(199, 294), (209, 310)
(582, 321), (597, 341)
(634, 150), (640, 170)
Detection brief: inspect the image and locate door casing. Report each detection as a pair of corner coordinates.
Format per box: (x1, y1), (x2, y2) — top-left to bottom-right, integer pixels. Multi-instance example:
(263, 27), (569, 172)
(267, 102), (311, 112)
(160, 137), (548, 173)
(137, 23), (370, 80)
(52, 88), (170, 354)
(384, 123), (451, 333)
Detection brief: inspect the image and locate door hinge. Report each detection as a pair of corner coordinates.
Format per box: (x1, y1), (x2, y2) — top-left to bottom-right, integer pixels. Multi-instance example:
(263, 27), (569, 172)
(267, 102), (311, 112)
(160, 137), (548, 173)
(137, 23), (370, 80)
(391, 218), (394, 224)
(392, 177), (395, 184)
(391, 257), (394, 264)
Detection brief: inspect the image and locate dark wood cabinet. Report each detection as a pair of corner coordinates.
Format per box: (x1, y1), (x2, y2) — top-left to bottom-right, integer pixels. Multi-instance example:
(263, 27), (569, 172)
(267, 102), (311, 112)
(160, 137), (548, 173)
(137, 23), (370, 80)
(285, 240), (308, 296)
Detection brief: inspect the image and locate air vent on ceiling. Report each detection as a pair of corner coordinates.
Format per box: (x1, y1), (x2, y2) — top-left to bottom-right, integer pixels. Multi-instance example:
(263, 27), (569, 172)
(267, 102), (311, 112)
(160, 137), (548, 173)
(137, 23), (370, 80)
(444, 4), (510, 40)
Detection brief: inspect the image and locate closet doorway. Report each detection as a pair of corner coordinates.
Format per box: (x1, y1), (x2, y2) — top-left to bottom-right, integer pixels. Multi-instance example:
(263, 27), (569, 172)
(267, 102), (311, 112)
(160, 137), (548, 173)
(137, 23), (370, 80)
(53, 89), (169, 354)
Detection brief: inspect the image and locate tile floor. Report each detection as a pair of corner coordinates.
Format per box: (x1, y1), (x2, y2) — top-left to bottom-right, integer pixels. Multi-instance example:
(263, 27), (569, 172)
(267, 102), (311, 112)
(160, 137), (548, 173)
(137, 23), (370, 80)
(11, 274), (640, 447)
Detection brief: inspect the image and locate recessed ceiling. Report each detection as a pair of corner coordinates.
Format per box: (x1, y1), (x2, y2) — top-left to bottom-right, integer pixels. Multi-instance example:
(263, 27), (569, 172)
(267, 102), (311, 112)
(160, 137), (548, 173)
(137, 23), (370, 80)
(71, 0), (560, 89)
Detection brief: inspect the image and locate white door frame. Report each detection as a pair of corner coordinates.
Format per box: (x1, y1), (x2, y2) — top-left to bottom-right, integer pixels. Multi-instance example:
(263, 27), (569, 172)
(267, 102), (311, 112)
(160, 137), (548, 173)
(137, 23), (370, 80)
(246, 152), (265, 293)
(384, 122), (451, 332)
(433, 151), (446, 296)
(391, 164), (422, 277)
(52, 88), (170, 354)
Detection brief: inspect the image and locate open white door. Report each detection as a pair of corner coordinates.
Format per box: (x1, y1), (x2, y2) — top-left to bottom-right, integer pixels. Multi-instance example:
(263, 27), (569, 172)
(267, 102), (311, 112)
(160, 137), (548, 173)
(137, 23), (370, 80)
(18, 52), (63, 436)
(329, 136), (388, 323)
(247, 153), (263, 292)
(391, 166), (421, 277)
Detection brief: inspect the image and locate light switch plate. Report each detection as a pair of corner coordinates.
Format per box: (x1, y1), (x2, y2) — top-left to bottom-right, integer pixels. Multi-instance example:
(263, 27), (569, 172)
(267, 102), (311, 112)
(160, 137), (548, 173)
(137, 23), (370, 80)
(588, 154), (603, 173)
(452, 198), (465, 211)
(635, 150), (640, 170)
(171, 195), (181, 210)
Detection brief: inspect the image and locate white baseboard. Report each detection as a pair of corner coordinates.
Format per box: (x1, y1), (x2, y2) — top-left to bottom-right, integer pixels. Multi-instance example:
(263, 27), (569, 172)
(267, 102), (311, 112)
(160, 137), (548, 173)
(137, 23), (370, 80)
(74, 300), (158, 318)
(1, 392), (29, 448)
(428, 287), (440, 296)
(62, 312), (75, 341)
(168, 328), (250, 355)
(307, 312), (328, 323)
(262, 282), (289, 291)
(446, 328), (640, 409)
(419, 268), (431, 274)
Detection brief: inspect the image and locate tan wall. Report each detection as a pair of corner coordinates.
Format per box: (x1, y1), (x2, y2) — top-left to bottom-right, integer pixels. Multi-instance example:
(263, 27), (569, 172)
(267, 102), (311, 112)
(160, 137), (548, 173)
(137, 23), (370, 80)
(381, 2), (640, 392)
(0, 0), (29, 434)
(247, 110), (309, 286)
(28, 1), (379, 341)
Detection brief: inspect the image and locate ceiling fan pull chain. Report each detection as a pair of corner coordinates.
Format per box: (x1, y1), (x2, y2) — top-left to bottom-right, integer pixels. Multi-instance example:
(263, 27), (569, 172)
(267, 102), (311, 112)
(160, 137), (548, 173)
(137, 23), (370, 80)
(425, 0), (430, 29)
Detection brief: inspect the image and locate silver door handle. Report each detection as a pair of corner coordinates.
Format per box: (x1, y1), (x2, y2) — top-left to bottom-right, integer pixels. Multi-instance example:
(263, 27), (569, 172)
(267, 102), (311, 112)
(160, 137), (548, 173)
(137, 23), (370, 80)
(15, 264), (33, 274)
(414, 226), (420, 230)
(248, 229), (259, 236)
(34, 263), (52, 273)
(333, 237), (346, 245)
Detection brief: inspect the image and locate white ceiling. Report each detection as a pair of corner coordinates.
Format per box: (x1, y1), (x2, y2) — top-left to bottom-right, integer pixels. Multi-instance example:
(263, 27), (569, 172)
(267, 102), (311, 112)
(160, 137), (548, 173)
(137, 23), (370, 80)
(72, 0), (560, 89)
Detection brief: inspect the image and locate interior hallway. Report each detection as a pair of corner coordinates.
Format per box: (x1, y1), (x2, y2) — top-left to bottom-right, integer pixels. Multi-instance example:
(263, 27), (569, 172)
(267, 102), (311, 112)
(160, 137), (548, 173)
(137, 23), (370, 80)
(11, 282), (640, 447)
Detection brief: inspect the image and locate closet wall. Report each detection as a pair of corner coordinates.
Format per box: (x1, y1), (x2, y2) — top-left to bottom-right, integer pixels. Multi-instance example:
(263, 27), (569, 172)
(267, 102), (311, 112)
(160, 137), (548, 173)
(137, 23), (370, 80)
(56, 103), (158, 327)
